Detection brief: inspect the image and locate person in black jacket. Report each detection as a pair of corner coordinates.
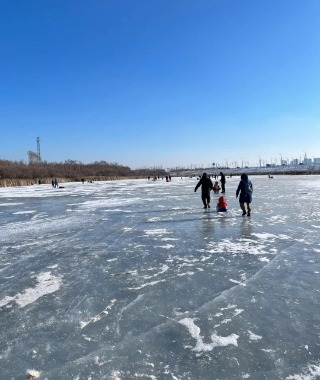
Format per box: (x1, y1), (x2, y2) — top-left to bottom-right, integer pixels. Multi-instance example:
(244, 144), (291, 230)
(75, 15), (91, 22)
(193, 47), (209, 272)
(194, 173), (213, 209)
(220, 172), (226, 193)
(236, 173), (253, 216)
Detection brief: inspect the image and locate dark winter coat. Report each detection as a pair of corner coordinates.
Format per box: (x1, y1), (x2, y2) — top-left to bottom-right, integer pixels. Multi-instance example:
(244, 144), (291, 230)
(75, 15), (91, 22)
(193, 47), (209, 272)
(236, 173), (253, 203)
(195, 173), (213, 196)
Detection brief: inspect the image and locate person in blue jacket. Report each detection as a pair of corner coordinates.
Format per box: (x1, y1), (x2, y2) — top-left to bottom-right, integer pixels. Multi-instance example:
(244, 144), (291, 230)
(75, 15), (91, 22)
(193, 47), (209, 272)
(194, 173), (213, 209)
(236, 173), (253, 216)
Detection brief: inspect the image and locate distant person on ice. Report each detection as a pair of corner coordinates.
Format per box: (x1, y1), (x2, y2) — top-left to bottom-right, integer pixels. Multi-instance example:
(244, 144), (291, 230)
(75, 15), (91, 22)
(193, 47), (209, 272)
(213, 181), (220, 193)
(194, 173), (213, 209)
(216, 196), (228, 212)
(236, 173), (253, 216)
(220, 171), (226, 193)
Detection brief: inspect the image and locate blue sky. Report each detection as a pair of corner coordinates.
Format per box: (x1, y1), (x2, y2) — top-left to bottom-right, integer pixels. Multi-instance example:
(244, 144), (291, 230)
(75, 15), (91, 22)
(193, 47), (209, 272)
(1, 0), (320, 169)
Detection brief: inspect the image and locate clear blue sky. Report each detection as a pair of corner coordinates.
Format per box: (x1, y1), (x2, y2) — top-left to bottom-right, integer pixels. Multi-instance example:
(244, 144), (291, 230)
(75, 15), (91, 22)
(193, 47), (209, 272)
(1, 0), (320, 169)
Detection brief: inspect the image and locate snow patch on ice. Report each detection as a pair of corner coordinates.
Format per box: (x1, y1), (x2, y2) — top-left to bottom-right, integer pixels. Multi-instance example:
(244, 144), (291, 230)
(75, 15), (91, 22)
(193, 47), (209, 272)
(0, 272), (62, 308)
(80, 299), (116, 329)
(259, 257), (270, 263)
(207, 239), (268, 256)
(0, 202), (24, 207)
(177, 271), (195, 277)
(179, 318), (239, 352)
(229, 279), (246, 286)
(26, 369), (41, 378)
(234, 309), (244, 316)
(111, 370), (123, 379)
(134, 374), (156, 380)
(13, 210), (36, 215)
(128, 279), (166, 290)
(252, 232), (289, 241)
(0, 296), (15, 307)
(248, 330), (262, 341)
(159, 264), (169, 274)
(144, 229), (169, 236)
(286, 362), (320, 379)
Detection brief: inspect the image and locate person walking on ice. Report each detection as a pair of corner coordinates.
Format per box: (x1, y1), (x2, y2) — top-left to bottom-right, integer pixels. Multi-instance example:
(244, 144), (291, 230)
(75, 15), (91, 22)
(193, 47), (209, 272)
(236, 173), (253, 216)
(194, 173), (213, 209)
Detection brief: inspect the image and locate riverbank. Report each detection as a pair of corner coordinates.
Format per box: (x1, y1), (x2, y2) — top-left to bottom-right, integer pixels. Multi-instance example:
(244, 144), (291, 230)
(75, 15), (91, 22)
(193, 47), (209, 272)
(170, 166), (320, 177)
(0, 176), (147, 188)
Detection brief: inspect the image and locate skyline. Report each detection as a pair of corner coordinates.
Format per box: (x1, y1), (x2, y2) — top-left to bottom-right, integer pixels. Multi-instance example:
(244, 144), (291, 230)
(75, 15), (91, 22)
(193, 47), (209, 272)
(1, 0), (320, 169)
(20, 136), (320, 170)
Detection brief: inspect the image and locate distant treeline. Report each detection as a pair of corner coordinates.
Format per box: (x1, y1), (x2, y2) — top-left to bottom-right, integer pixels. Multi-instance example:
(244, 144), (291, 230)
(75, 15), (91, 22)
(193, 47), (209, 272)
(0, 159), (167, 181)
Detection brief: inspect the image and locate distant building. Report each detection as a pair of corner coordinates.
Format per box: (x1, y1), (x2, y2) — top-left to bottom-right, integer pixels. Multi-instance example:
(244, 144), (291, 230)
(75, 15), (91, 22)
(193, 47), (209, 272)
(281, 159), (287, 166)
(314, 158), (320, 164)
(303, 158), (312, 165)
(290, 159), (299, 166)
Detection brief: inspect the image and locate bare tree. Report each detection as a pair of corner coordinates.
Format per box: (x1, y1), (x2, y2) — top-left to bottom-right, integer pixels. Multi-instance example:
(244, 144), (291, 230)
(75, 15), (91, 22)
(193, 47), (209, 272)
(27, 151), (40, 164)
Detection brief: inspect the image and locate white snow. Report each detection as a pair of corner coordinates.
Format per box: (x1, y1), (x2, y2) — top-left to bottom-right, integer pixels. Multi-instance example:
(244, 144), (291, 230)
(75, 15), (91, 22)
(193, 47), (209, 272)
(0, 272), (62, 308)
(179, 318), (239, 352)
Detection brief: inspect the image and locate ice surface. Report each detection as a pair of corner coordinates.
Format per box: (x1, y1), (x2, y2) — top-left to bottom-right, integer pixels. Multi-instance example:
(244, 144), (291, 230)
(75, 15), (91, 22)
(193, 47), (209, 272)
(0, 175), (320, 379)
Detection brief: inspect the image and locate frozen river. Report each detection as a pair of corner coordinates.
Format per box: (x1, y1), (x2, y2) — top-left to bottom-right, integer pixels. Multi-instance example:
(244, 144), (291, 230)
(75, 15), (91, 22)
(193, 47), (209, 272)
(0, 175), (320, 379)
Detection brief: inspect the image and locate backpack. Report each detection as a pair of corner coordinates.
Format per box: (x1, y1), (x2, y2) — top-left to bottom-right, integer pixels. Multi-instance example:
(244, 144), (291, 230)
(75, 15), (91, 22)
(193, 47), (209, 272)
(244, 180), (253, 195)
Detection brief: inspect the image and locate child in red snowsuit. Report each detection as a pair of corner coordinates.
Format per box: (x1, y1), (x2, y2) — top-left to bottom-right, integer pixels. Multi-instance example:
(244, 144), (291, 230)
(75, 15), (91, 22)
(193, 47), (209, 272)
(213, 181), (220, 194)
(216, 196), (228, 212)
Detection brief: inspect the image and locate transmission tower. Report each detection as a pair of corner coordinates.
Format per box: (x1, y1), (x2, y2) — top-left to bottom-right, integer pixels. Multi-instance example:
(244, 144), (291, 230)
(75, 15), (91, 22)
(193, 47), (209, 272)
(37, 137), (41, 162)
